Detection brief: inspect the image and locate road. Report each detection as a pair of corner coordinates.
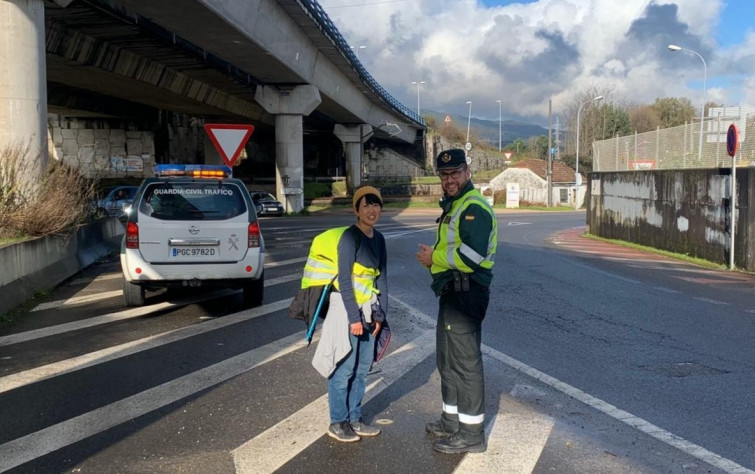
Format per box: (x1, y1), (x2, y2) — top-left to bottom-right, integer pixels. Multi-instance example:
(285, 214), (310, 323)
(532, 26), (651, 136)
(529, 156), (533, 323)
(1, 209), (753, 473)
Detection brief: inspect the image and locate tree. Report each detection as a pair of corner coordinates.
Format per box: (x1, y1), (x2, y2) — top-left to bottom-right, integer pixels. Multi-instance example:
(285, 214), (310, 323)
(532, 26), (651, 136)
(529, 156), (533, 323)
(526, 135), (549, 159)
(628, 105), (660, 133)
(651, 97), (696, 128)
(598, 103), (631, 140)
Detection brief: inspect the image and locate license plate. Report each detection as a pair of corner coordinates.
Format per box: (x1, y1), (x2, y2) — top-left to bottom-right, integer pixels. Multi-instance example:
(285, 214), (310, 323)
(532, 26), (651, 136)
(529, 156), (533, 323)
(171, 247), (216, 257)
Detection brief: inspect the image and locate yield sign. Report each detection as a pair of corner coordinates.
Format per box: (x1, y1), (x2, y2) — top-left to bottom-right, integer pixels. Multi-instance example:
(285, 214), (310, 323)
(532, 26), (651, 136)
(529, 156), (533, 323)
(504, 152), (513, 159)
(204, 123), (255, 167)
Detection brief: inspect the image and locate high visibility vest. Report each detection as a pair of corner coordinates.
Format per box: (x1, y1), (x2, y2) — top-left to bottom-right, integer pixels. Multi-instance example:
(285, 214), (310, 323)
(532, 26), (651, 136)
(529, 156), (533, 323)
(431, 190), (497, 275)
(300, 226), (380, 305)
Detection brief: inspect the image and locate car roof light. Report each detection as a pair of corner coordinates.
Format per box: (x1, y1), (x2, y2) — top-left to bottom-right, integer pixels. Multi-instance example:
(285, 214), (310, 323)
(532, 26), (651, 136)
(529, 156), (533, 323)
(153, 164), (232, 179)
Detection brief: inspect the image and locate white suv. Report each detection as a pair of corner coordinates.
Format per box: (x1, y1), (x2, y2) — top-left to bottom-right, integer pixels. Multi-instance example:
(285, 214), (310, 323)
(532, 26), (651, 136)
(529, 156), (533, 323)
(120, 164), (264, 307)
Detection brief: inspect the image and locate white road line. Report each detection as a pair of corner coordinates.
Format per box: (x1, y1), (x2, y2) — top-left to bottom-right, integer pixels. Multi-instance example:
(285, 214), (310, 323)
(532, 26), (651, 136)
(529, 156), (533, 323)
(264, 256), (306, 267)
(232, 330), (436, 474)
(693, 297), (730, 306)
(9, 272), (301, 347)
(68, 273), (122, 286)
(0, 299), (293, 394)
(0, 330), (308, 473)
(32, 290), (123, 312)
(454, 413), (554, 474)
(0, 290), (235, 347)
(390, 297), (754, 474)
(653, 286), (682, 294)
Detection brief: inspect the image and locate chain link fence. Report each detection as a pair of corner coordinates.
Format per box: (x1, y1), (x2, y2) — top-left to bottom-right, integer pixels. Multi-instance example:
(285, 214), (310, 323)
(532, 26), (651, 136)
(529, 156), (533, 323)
(593, 107), (755, 171)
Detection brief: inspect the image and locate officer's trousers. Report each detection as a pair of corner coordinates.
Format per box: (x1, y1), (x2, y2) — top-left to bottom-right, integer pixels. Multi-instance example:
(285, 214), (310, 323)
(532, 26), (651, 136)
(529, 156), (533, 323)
(436, 281), (489, 442)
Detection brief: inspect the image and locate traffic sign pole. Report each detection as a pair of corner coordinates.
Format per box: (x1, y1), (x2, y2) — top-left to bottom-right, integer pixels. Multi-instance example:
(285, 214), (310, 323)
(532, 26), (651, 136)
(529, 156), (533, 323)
(727, 124), (739, 270)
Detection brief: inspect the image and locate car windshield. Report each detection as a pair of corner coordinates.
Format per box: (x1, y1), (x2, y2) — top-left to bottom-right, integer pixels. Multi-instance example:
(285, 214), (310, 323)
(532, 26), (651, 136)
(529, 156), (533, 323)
(139, 182), (247, 220)
(253, 193), (277, 202)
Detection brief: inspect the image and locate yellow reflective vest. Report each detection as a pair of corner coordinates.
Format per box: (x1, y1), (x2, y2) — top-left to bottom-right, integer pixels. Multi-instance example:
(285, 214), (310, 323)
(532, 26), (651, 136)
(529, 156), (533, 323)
(431, 189), (497, 277)
(301, 226), (380, 305)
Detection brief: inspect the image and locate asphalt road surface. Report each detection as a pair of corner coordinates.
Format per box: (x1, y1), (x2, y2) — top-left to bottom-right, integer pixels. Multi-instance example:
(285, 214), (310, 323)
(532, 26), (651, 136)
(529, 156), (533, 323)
(1, 208), (754, 474)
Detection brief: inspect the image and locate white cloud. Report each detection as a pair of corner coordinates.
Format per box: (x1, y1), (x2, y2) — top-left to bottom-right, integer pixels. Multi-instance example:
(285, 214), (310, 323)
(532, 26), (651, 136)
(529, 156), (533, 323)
(320, 0), (737, 124)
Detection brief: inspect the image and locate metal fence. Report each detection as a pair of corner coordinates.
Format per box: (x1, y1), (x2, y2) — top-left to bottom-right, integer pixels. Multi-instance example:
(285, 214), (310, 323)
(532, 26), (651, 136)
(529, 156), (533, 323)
(593, 107), (755, 171)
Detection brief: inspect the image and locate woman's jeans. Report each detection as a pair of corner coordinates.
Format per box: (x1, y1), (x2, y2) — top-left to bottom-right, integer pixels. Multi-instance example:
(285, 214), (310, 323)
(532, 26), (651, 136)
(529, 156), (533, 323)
(328, 330), (374, 423)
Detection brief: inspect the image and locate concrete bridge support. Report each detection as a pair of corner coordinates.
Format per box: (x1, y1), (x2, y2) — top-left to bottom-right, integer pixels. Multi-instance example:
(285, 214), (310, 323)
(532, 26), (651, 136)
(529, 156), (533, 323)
(255, 85), (321, 213)
(0, 0), (48, 184)
(334, 124), (372, 194)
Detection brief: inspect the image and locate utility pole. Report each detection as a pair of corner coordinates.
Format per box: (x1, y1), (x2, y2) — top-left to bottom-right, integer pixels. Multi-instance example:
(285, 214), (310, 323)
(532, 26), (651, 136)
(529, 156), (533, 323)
(555, 116), (561, 161)
(547, 99), (553, 207)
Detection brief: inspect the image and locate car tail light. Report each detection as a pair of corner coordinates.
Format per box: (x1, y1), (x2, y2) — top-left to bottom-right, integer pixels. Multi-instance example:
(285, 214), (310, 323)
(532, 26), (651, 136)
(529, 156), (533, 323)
(248, 221), (260, 248)
(126, 222), (139, 249)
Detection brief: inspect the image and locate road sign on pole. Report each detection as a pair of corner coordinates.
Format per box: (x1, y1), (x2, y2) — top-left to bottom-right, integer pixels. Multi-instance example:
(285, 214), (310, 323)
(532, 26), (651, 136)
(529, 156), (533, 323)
(204, 124), (255, 167)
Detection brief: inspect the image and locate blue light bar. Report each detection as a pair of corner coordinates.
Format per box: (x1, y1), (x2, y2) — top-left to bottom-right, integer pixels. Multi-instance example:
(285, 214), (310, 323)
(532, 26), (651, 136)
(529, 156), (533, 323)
(154, 164), (232, 178)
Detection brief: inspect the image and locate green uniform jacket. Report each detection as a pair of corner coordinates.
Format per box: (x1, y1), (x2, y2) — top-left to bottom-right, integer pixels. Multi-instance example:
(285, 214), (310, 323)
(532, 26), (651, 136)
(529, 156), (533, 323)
(430, 181), (497, 296)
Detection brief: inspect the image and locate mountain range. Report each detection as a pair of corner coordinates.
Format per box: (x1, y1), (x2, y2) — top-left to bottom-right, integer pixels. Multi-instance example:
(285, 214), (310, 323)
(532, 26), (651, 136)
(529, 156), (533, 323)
(423, 109), (548, 147)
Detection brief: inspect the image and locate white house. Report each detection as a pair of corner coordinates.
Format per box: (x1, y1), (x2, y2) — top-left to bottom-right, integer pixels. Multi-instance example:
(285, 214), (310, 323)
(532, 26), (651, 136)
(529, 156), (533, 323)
(488, 159), (585, 207)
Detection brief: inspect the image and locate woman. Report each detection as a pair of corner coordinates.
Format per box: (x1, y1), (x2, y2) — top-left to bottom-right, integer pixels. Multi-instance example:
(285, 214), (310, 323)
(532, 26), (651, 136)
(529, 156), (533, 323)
(312, 186), (388, 443)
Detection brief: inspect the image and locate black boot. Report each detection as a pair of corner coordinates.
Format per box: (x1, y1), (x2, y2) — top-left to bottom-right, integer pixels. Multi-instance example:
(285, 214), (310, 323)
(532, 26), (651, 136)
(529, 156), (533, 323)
(433, 432), (486, 454)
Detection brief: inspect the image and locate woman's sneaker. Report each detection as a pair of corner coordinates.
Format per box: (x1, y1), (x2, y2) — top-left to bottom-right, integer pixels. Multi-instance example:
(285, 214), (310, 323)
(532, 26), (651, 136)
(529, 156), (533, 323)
(350, 418), (381, 437)
(328, 421), (361, 442)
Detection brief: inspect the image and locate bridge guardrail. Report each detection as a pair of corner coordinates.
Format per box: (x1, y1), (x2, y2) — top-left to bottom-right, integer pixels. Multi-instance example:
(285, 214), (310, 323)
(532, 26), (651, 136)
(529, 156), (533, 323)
(300, 0), (426, 128)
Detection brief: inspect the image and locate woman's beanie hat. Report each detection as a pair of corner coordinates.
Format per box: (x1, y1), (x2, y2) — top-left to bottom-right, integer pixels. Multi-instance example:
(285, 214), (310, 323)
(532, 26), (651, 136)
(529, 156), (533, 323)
(352, 186), (383, 208)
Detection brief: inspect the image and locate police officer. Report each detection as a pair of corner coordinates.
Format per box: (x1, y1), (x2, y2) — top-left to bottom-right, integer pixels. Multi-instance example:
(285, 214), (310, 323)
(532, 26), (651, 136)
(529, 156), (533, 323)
(416, 149), (497, 454)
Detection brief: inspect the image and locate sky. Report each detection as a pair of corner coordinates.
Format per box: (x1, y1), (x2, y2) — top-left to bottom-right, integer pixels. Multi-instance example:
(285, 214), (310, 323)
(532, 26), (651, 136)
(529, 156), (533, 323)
(318, 0), (755, 126)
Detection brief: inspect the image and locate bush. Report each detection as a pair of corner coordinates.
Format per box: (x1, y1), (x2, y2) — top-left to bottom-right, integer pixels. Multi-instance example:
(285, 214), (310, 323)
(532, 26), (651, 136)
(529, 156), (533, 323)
(0, 144), (98, 239)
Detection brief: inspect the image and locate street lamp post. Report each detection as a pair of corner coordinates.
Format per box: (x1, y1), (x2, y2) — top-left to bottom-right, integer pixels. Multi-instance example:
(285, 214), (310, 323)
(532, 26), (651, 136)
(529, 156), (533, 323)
(497, 100), (502, 152)
(668, 44), (707, 161)
(412, 81), (426, 116)
(466, 101), (472, 143)
(575, 95), (603, 209)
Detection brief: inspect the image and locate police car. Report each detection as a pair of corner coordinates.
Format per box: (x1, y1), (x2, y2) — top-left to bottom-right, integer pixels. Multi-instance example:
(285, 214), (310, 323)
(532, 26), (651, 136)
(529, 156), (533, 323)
(120, 164), (264, 307)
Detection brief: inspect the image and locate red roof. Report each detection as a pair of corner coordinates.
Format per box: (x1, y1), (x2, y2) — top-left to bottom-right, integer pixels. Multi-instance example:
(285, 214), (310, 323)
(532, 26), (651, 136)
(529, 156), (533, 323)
(510, 159), (579, 183)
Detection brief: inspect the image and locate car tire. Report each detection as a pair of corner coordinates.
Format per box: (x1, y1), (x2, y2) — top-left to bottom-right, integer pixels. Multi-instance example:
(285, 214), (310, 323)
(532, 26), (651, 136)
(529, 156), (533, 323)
(124, 279), (146, 307)
(242, 271), (264, 307)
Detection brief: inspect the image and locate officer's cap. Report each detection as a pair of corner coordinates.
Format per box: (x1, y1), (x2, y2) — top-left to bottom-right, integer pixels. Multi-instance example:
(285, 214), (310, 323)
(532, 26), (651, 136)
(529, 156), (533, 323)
(436, 149), (467, 170)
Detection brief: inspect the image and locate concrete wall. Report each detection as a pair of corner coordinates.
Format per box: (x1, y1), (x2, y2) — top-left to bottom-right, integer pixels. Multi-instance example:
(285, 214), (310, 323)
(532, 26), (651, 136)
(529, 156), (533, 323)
(0, 218), (125, 315)
(363, 143), (424, 179)
(587, 169), (755, 270)
(48, 114), (156, 178)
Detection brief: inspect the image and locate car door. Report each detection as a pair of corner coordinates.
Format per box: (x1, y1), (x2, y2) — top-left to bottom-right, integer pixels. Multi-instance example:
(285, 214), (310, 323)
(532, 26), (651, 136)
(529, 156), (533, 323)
(135, 181), (251, 264)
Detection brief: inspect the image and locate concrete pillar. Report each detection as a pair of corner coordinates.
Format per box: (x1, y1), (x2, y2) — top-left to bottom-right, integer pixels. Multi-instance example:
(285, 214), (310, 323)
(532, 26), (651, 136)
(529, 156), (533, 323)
(254, 85), (320, 213)
(0, 0), (48, 186)
(334, 124), (372, 194)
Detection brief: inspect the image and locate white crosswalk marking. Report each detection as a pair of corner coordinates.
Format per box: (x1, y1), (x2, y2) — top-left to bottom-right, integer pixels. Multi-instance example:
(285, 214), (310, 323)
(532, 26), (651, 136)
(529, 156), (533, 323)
(232, 331), (436, 474)
(454, 413), (554, 474)
(0, 331), (308, 473)
(0, 299), (293, 394)
(31, 290), (124, 312)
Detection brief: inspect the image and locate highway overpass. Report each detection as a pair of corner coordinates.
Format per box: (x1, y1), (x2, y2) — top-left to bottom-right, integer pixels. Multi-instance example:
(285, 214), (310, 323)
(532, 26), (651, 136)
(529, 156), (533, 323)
(0, 0), (425, 211)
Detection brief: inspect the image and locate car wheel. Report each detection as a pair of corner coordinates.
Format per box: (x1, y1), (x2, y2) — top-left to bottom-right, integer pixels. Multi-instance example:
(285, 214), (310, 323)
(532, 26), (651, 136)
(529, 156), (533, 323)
(123, 279), (145, 307)
(242, 271), (264, 307)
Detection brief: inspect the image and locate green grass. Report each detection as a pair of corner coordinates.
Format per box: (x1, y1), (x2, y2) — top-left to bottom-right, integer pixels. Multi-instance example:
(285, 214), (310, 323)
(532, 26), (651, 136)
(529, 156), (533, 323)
(583, 233), (729, 270)
(0, 236), (29, 247)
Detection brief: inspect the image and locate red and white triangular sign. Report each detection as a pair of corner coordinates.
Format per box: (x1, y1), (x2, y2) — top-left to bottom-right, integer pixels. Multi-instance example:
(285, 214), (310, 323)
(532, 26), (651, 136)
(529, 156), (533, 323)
(504, 152), (513, 159)
(204, 124), (255, 167)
